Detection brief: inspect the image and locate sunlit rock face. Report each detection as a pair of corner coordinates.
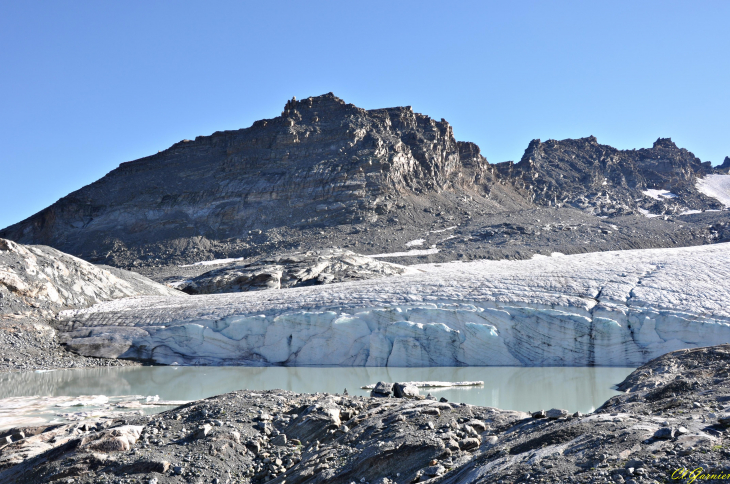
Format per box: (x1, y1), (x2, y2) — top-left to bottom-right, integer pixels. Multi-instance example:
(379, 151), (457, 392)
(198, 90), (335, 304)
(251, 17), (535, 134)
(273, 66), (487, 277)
(494, 136), (725, 216)
(2, 94), (728, 271)
(0, 238), (183, 321)
(0, 93), (514, 268)
(57, 243), (730, 366)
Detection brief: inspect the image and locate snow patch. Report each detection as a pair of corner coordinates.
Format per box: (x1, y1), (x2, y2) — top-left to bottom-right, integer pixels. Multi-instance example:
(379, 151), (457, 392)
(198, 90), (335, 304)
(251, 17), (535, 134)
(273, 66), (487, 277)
(430, 226), (457, 234)
(180, 257), (245, 268)
(643, 189), (677, 200)
(637, 208), (662, 218)
(370, 248), (440, 258)
(697, 174), (730, 208)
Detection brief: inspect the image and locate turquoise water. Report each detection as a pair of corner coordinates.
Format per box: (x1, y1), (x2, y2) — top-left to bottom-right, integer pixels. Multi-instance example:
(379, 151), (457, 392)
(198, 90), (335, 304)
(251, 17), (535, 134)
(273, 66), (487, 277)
(0, 365), (634, 414)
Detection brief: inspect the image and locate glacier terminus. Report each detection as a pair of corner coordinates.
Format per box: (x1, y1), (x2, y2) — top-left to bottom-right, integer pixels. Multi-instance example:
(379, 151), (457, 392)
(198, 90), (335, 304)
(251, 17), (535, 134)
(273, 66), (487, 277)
(58, 242), (730, 367)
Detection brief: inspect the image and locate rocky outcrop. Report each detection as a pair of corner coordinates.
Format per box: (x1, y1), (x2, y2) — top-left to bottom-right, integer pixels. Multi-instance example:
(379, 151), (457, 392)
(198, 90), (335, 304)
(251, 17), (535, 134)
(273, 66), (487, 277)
(178, 249), (419, 294)
(3, 345), (730, 483)
(0, 238), (183, 322)
(5, 93), (727, 273)
(57, 242), (730, 366)
(0, 94), (524, 268)
(0, 238), (184, 372)
(494, 136), (724, 216)
(716, 156), (730, 174)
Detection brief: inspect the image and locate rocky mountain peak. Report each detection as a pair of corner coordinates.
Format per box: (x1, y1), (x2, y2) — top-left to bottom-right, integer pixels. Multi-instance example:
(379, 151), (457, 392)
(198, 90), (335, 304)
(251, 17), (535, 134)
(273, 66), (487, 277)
(494, 133), (722, 216)
(717, 156), (730, 173)
(0, 94), (507, 267)
(652, 137), (678, 149)
(1, 94), (727, 271)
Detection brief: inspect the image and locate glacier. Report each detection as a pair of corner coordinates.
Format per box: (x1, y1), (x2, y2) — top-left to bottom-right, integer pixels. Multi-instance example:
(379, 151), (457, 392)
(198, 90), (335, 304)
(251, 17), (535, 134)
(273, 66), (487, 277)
(57, 243), (730, 367)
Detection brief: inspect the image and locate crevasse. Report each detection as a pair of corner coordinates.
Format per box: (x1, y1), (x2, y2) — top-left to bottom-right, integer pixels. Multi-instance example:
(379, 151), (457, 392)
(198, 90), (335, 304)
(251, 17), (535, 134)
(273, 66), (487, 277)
(58, 243), (730, 366)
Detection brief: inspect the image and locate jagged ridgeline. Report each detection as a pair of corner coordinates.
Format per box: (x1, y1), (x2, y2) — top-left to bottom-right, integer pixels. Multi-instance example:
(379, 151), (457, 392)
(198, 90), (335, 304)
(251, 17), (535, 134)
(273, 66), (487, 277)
(1, 93), (728, 268)
(495, 137), (725, 214)
(0, 94), (519, 266)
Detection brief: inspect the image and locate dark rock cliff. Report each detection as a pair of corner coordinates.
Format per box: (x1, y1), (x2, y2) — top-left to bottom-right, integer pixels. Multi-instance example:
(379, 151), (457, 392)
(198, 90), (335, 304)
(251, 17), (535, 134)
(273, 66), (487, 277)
(717, 156), (730, 174)
(494, 136), (723, 216)
(1, 94), (728, 270)
(0, 94), (526, 266)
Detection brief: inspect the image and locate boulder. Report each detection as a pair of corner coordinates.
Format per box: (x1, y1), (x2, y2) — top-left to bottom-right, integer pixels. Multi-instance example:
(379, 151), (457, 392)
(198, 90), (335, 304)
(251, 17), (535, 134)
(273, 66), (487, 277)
(483, 435), (498, 446)
(393, 382), (420, 399)
(458, 438), (481, 451)
(717, 413), (730, 427)
(653, 427), (676, 440)
(423, 465), (446, 477)
(546, 408), (569, 419)
(190, 424), (213, 440)
(466, 420), (488, 432)
(79, 425), (143, 452)
(371, 381), (394, 397)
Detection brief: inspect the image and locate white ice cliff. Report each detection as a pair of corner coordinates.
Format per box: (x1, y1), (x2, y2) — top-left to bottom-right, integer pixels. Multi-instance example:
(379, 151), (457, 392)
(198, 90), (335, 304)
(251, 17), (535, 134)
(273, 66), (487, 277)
(57, 243), (730, 366)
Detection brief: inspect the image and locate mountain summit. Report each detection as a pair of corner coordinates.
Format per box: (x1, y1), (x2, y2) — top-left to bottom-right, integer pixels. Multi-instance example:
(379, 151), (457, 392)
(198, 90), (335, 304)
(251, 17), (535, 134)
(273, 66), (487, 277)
(1, 93), (728, 270)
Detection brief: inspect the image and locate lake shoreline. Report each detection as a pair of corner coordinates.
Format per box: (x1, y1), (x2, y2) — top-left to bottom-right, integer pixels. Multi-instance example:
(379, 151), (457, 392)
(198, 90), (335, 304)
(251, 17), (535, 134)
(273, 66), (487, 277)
(1, 344), (728, 483)
(0, 366), (636, 432)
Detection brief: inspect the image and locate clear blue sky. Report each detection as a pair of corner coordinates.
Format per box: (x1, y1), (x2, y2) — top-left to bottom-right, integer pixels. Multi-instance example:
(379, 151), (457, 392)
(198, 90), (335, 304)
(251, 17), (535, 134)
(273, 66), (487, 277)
(1, 1), (728, 229)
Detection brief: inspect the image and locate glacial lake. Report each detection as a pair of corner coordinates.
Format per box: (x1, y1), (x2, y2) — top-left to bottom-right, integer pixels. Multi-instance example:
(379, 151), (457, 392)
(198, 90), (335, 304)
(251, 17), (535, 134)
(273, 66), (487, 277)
(0, 366), (635, 430)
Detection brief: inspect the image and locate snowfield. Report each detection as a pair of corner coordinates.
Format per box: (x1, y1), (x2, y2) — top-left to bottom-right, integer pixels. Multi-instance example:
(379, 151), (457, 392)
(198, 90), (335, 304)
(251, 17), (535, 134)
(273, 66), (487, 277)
(58, 243), (730, 367)
(697, 174), (730, 208)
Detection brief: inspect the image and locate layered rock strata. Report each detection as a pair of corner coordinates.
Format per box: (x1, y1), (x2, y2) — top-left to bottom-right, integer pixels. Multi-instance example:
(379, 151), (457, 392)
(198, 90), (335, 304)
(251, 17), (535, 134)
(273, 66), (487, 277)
(2, 94), (727, 270)
(0, 93), (524, 268)
(57, 243), (730, 366)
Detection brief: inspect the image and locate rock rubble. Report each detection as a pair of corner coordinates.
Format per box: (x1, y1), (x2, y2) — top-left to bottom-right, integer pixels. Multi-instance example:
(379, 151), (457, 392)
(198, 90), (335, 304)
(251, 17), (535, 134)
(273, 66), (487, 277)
(177, 249), (417, 295)
(2, 344), (729, 483)
(0, 238), (184, 372)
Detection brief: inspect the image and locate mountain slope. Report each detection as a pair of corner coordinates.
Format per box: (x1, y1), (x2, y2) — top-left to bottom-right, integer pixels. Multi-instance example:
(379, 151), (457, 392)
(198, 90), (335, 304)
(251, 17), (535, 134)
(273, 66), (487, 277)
(1, 93), (728, 271)
(495, 136), (723, 216)
(0, 94), (528, 267)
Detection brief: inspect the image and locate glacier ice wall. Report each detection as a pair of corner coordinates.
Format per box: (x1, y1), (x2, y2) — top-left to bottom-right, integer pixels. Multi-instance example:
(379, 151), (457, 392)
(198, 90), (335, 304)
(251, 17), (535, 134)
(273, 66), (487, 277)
(57, 243), (730, 366)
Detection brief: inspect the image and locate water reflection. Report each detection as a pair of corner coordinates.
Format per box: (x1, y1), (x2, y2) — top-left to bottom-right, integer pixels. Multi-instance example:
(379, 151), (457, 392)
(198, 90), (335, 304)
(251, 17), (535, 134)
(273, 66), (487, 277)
(0, 366), (634, 414)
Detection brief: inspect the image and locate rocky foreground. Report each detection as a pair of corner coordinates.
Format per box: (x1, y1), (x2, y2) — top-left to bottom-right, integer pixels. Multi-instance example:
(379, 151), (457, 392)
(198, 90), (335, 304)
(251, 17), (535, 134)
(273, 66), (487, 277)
(1, 345), (729, 484)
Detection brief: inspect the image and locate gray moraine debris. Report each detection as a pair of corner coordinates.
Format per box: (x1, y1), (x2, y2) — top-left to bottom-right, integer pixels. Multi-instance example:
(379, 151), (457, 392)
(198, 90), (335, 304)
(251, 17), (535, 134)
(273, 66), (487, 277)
(1, 344), (730, 483)
(0, 238), (184, 373)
